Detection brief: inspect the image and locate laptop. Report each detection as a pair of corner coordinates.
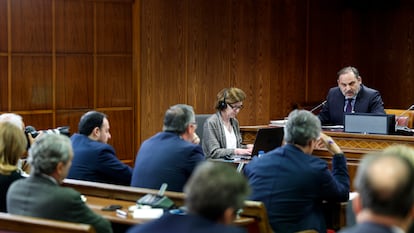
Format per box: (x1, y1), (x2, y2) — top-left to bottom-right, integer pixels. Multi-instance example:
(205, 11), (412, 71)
(251, 127), (285, 156)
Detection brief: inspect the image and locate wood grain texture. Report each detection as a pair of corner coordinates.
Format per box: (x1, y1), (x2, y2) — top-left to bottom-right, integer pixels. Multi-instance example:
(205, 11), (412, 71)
(56, 55), (94, 109)
(0, 57), (7, 111)
(0, 0), (6, 52)
(96, 1), (132, 53)
(11, 0), (52, 53)
(11, 56), (53, 110)
(55, 0), (94, 53)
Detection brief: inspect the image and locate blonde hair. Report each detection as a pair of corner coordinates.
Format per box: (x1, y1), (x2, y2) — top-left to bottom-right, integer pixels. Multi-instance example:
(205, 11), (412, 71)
(0, 122), (27, 174)
(383, 144), (414, 165)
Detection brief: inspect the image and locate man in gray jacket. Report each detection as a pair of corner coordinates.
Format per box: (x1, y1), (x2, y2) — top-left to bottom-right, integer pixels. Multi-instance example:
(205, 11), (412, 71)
(7, 134), (112, 233)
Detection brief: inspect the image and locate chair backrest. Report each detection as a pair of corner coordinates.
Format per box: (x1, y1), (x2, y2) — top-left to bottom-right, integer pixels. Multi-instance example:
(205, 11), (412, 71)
(195, 114), (212, 147)
(385, 109), (414, 128)
(239, 200), (273, 233)
(0, 212), (95, 233)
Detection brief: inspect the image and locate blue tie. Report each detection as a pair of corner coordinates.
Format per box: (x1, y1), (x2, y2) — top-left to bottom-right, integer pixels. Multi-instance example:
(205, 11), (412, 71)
(346, 99), (353, 112)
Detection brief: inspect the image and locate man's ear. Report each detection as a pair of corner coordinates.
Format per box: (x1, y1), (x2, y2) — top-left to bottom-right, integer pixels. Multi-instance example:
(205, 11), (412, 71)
(222, 207), (236, 225)
(352, 193), (362, 214)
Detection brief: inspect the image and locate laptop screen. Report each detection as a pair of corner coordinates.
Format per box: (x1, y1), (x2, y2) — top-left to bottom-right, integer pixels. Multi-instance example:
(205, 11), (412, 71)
(251, 127), (284, 156)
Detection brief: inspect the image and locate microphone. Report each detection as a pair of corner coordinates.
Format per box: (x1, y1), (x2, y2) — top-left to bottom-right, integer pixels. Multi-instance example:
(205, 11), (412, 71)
(310, 100), (327, 113)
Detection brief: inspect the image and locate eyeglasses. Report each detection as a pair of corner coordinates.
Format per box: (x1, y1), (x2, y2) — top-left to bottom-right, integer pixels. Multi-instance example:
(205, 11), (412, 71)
(228, 103), (244, 110)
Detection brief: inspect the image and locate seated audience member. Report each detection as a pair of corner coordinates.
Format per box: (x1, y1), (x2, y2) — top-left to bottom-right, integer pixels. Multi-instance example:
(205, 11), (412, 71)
(7, 134), (112, 233)
(244, 109), (350, 233)
(339, 149), (414, 233)
(202, 87), (253, 159)
(318, 66), (385, 125)
(0, 122), (27, 212)
(345, 144), (414, 233)
(0, 113), (33, 174)
(127, 161), (250, 233)
(68, 111), (132, 185)
(131, 104), (205, 192)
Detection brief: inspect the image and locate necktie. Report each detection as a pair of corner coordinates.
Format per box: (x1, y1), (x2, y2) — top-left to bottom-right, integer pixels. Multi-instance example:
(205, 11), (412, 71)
(345, 99), (353, 112)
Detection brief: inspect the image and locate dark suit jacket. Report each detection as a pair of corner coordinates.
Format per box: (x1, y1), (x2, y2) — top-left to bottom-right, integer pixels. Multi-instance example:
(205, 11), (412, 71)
(7, 175), (112, 233)
(243, 144), (350, 233)
(68, 133), (132, 185)
(319, 84), (385, 125)
(131, 131), (205, 192)
(126, 213), (246, 233)
(0, 170), (23, 212)
(338, 222), (399, 233)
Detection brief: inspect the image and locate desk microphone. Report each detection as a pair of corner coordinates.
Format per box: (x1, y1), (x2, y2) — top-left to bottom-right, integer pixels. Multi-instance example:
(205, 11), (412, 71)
(310, 100), (327, 113)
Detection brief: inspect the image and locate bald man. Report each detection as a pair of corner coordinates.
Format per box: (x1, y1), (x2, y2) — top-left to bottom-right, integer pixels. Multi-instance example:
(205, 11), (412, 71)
(339, 150), (414, 233)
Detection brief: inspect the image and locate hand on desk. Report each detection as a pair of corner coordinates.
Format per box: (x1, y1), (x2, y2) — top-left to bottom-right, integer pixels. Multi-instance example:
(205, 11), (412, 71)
(234, 148), (252, 155)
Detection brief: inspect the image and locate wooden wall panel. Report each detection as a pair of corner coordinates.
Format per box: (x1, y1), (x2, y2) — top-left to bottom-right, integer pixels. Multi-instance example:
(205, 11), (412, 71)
(21, 113), (53, 131)
(56, 56), (94, 109)
(307, 0), (347, 103)
(96, 56), (133, 107)
(230, 0), (272, 125)
(268, 0), (307, 120)
(0, 0), (6, 52)
(96, 2), (132, 53)
(55, 110), (84, 135)
(55, 0), (94, 53)
(186, 0), (231, 115)
(102, 110), (134, 164)
(0, 57), (7, 111)
(11, 56), (52, 110)
(11, 0), (52, 53)
(140, 0), (187, 141)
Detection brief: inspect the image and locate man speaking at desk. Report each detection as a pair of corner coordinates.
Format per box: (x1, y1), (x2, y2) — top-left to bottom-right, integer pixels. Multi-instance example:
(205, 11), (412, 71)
(318, 66), (385, 125)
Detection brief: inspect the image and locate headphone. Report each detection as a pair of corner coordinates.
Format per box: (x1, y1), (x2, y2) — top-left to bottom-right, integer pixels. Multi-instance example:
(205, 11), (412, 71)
(218, 89), (228, 110)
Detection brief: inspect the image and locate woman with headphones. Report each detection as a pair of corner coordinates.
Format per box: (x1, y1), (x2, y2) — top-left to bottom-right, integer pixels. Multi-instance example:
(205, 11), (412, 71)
(202, 87), (253, 159)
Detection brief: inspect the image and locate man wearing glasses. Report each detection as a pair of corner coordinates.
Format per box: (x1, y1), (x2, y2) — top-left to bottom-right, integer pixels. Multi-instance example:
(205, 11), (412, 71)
(202, 87), (253, 159)
(131, 104), (205, 192)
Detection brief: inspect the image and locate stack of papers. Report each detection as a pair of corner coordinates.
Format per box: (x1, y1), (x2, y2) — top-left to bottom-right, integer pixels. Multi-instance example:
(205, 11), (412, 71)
(269, 120), (287, 127)
(133, 208), (164, 219)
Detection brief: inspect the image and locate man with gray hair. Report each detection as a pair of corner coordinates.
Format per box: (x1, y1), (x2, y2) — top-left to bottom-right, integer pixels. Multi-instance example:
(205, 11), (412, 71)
(131, 104), (205, 192)
(127, 161), (250, 233)
(244, 109), (350, 233)
(7, 134), (112, 233)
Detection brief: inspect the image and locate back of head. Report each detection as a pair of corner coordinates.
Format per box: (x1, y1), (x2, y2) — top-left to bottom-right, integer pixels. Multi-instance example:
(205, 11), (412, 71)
(163, 104), (195, 134)
(0, 122), (27, 174)
(215, 87), (246, 110)
(28, 134), (72, 176)
(0, 113), (24, 130)
(184, 161), (250, 222)
(284, 109), (321, 147)
(78, 111), (106, 136)
(355, 151), (414, 218)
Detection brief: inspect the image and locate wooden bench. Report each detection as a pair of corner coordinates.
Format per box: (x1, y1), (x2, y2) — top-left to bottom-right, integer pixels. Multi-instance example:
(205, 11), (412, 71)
(0, 212), (95, 233)
(63, 179), (272, 233)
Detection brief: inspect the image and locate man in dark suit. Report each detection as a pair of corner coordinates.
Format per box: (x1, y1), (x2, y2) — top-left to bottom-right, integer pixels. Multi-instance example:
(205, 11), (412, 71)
(319, 66), (385, 125)
(130, 104), (204, 192)
(68, 111), (132, 185)
(7, 134), (112, 233)
(244, 110), (350, 233)
(339, 148), (414, 233)
(127, 161), (250, 233)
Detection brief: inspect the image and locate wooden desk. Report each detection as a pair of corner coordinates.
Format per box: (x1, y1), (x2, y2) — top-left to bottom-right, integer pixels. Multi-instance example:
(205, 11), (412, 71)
(85, 195), (254, 227)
